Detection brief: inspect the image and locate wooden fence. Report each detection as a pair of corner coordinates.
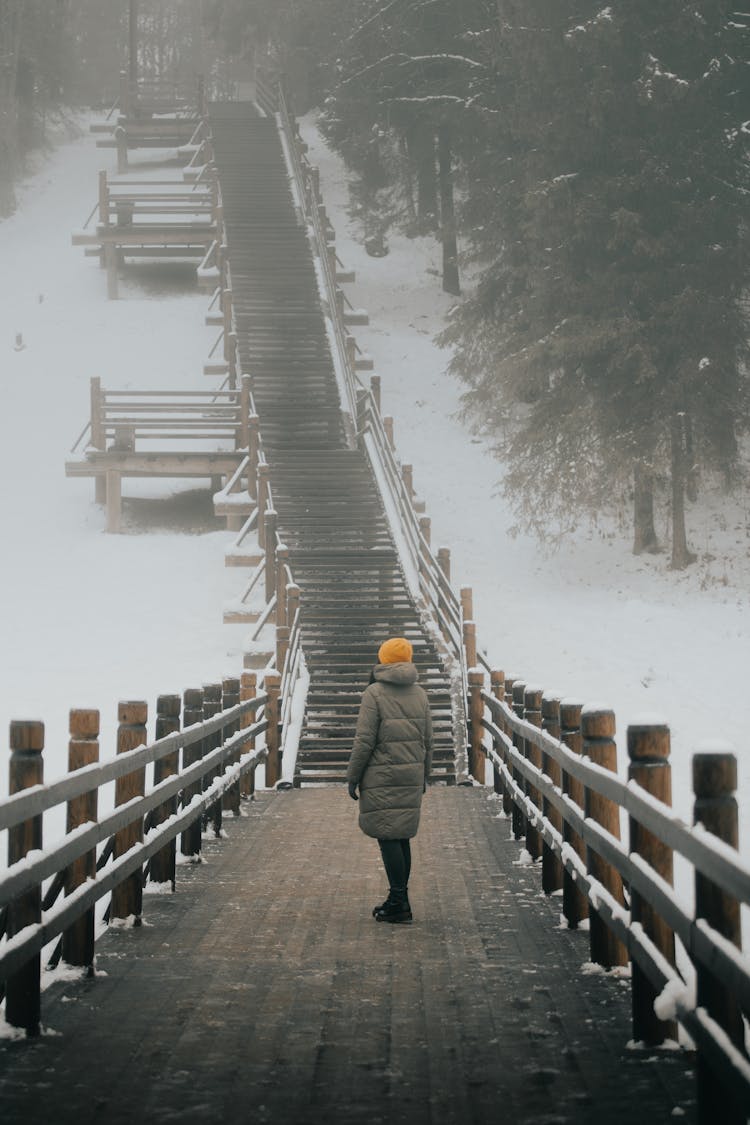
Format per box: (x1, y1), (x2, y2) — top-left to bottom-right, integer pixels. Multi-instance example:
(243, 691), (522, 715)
(0, 683), (269, 1037)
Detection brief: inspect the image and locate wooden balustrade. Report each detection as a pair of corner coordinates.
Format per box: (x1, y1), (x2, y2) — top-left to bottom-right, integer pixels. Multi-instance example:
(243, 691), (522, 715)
(1, 684), (269, 1035)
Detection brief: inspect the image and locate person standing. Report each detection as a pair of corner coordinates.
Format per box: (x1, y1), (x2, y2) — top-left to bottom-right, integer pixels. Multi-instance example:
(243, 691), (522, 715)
(347, 636), (433, 924)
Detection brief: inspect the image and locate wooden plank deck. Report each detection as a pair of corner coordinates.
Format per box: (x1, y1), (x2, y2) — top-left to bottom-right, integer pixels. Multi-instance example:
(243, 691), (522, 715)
(0, 788), (694, 1124)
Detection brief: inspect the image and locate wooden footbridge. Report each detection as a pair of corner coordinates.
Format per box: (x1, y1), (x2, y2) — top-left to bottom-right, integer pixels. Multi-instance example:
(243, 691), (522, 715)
(5, 83), (750, 1125)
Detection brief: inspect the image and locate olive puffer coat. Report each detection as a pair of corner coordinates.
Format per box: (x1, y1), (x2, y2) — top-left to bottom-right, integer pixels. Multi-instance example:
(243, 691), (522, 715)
(346, 662), (433, 840)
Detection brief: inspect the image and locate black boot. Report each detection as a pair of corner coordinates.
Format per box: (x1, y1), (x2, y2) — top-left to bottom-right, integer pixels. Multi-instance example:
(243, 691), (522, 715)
(374, 889), (412, 924)
(372, 887), (410, 918)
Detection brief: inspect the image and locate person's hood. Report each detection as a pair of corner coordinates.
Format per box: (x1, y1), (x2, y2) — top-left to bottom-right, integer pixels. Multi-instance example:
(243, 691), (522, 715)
(373, 662), (418, 686)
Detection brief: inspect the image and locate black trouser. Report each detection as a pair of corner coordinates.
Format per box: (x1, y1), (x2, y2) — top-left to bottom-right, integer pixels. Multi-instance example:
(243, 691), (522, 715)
(378, 838), (412, 900)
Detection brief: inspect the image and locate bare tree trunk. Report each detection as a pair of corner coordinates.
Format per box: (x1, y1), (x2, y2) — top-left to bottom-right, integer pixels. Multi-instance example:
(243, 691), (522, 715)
(0, 1), (25, 215)
(670, 414), (696, 570)
(632, 459), (659, 555)
(437, 122), (460, 296)
(684, 412), (698, 502)
(407, 123), (437, 233)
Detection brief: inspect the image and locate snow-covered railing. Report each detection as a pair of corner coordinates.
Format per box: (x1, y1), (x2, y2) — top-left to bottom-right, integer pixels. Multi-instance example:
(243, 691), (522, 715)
(0, 684), (273, 1037)
(467, 679), (750, 1119)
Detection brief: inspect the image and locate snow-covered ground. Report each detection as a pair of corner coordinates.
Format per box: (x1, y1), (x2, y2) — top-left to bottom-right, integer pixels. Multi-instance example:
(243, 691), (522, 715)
(0, 111), (748, 869)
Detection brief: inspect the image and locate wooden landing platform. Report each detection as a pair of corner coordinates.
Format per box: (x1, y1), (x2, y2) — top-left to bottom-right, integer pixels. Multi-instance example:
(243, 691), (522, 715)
(0, 789), (694, 1124)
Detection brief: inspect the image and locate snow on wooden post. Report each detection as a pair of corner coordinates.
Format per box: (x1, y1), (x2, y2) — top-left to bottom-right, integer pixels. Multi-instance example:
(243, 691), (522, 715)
(6, 721), (44, 1035)
(264, 671), (282, 788)
(150, 695), (181, 890)
(180, 688), (204, 860)
(240, 671), (257, 799)
(383, 415), (395, 449)
(222, 677), (241, 817)
(468, 670), (485, 783)
(560, 700), (588, 928)
(111, 701), (147, 926)
(370, 375), (381, 413)
(541, 694), (564, 895)
(239, 374), (251, 451)
(90, 378), (107, 504)
(510, 680), (527, 841)
(63, 709), (99, 971)
(490, 670), (507, 800)
(523, 687), (543, 862)
(115, 125), (127, 174)
(627, 721), (676, 1046)
(264, 510), (278, 605)
(582, 707), (628, 968)
(693, 751), (745, 1124)
(418, 516), (431, 599)
(202, 684), (223, 838)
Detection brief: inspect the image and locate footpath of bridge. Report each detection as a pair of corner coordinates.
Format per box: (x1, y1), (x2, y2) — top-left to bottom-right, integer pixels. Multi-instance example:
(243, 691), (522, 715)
(0, 787), (694, 1124)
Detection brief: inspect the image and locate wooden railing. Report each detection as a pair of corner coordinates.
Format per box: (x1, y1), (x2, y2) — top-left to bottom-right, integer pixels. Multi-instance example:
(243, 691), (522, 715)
(0, 684), (270, 1036)
(276, 84), (469, 763)
(467, 677), (750, 1120)
(272, 74), (750, 1121)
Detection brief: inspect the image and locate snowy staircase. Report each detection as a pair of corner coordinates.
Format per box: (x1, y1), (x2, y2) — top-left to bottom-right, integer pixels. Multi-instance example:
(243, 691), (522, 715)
(209, 104), (457, 785)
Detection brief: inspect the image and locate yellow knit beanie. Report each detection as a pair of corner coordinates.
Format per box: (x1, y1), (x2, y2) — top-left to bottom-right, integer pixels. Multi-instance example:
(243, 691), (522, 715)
(378, 637), (413, 664)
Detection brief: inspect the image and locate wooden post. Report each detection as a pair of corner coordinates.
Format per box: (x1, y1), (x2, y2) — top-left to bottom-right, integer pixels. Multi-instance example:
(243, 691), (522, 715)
(370, 374), (381, 413)
(91, 378), (107, 504)
(693, 751), (746, 1124)
(203, 683), (223, 838)
(62, 710), (99, 972)
(460, 586), (473, 623)
(276, 626), (291, 676)
(468, 669), (485, 783)
(275, 544), (289, 629)
(110, 701), (147, 925)
(239, 374), (251, 451)
(418, 516), (431, 597)
(264, 671), (282, 788)
(240, 670), (257, 799)
(180, 688), (204, 859)
(560, 699), (588, 928)
(489, 670), (507, 801)
(541, 694), (564, 895)
(628, 721), (676, 1046)
(257, 463), (270, 548)
(264, 510), (278, 604)
(222, 677), (242, 816)
(150, 695), (181, 889)
(510, 680), (527, 840)
(6, 721), (44, 1035)
(383, 415), (395, 449)
(345, 334), (356, 374)
(115, 126), (128, 173)
(582, 707), (627, 967)
(104, 240), (118, 300)
(248, 414), (260, 497)
(524, 686), (543, 861)
(402, 463), (414, 502)
(437, 547), (451, 642)
(106, 469), (122, 533)
(463, 621), (477, 670)
(98, 169), (110, 226)
(287, 584), (301, 630)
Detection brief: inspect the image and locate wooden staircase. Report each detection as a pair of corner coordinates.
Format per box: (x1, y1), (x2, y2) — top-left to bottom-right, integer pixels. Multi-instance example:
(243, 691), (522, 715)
(209, 104), (457, 785)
